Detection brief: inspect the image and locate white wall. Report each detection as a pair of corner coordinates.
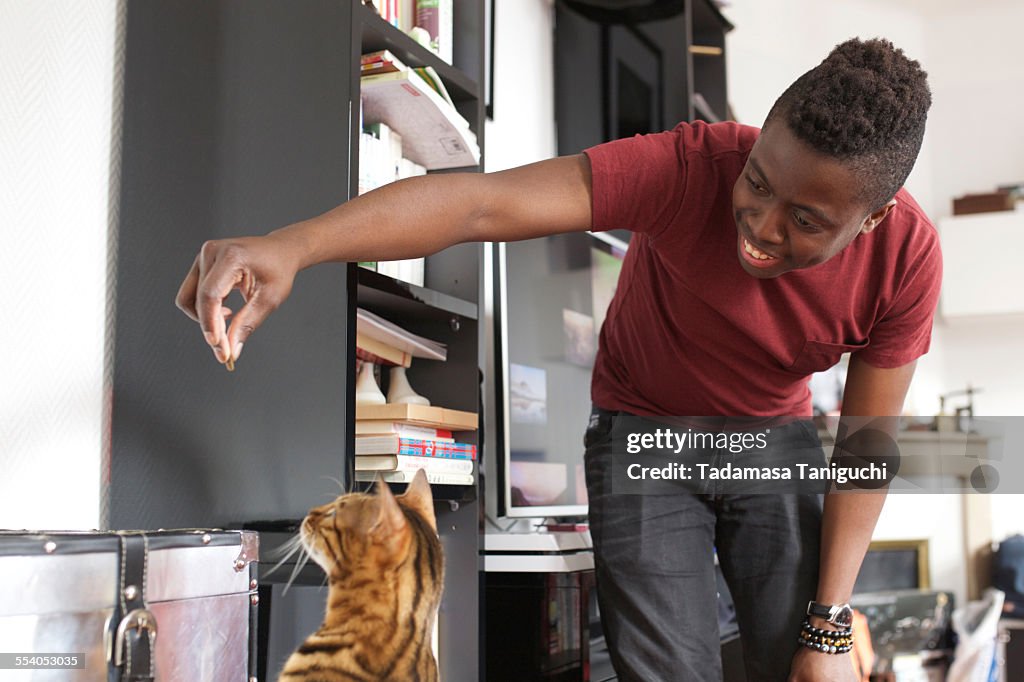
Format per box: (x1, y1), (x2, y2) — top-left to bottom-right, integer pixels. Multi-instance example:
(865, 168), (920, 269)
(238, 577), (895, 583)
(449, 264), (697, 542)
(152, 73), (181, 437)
(909, 0), (1024, 431)
(484, 0), (557, 172)
(903, 1), (1024, 541)
(0, 1), (122, 529)
(915, 0), (1024, 221)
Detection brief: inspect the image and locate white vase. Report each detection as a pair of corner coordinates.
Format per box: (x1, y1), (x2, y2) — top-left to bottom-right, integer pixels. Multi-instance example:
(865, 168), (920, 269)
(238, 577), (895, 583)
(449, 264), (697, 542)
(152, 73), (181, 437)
(387, 366), (430, 406)
(355, 361), (386, 405)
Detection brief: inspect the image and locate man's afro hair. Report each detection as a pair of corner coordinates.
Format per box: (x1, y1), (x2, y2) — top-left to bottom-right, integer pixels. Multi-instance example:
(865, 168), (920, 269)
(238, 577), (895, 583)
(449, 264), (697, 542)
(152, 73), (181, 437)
(766, 38), (931, 211)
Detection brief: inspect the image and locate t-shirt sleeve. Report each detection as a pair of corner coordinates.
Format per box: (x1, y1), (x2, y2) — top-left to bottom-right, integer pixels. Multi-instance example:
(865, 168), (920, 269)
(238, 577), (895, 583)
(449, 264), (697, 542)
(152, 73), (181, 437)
(584, 129), (687, 239)
(856, 235), (943, 368)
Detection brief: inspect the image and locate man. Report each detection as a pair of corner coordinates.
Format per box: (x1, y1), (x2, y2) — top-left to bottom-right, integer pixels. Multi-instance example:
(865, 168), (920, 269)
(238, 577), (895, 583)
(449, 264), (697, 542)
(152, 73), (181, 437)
(178, 38), (938, 681)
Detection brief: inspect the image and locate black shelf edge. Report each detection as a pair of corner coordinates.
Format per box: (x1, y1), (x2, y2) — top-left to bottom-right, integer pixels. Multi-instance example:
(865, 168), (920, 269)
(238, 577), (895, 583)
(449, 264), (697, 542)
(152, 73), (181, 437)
(692, 0), (735, 33)
(426, 164), (484, 174)
(356, 2), (480, 103)
(357, 266), (479, 320)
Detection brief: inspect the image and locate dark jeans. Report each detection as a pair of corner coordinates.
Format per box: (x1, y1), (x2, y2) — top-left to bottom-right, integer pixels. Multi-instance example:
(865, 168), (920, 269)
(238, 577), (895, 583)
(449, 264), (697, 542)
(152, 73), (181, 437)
(584, 407), (827, 682)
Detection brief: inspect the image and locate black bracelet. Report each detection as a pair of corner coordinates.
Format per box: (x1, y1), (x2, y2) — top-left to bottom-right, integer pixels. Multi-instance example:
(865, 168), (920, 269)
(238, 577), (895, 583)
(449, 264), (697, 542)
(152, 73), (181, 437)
(797, 619), (853, 654)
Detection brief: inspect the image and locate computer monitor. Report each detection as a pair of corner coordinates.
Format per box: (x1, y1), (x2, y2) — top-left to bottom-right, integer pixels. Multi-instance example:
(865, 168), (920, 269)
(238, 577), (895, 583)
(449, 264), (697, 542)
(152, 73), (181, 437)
(488, 231), (628, 519)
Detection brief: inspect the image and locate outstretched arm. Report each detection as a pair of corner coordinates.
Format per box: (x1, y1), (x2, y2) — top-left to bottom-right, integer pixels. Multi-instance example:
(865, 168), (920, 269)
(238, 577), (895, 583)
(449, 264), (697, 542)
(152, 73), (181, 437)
(176, 154), (593, 364)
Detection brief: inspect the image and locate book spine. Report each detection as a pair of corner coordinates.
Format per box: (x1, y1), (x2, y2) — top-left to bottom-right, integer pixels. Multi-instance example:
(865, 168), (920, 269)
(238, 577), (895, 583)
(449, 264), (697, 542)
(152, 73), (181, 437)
(418, 471), (473, 485)
(356, 425), (454, 440)
(416, 0), (439, 47)
(356, 470), (474, 485)
(396, 438), (477, 460)
(357, 455), (473, 474)
(361, 50), (403, 74)
(415, 0), (451, 62)
(361, 60), (401, 75)
(360, 49), (394, 65)
(439, 0), (452, 63)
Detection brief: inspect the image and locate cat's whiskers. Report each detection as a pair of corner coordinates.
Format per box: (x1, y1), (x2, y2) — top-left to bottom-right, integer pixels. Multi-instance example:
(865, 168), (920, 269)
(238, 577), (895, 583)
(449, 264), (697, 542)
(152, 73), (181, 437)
(284, 547), (312, 595)
(262, 532), (319, 596)
(263, 533), (304, 579)
(320, 475), (352, 496)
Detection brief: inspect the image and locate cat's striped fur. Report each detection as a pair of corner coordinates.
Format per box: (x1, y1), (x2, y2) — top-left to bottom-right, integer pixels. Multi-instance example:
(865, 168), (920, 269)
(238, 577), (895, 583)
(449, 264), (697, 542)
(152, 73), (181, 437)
(278, 469), (444, 682)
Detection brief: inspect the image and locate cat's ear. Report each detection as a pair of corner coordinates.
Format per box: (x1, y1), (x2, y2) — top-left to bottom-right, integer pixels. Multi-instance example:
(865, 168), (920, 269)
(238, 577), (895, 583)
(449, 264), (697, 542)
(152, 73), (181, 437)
(370, 477), (410, 553)
(400, 468), (437, 531)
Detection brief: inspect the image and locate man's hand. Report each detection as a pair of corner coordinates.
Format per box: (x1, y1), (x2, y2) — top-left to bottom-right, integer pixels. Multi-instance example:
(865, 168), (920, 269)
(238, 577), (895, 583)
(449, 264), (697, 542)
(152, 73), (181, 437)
(175, 233), (303, 365)
(788, 647), (858, 682)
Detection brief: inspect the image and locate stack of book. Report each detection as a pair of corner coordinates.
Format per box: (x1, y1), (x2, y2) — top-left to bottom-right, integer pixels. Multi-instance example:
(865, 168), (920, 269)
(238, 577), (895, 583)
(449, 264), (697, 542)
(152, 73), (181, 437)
(354, 406), (478, 486)
(358, 120), (427, 196)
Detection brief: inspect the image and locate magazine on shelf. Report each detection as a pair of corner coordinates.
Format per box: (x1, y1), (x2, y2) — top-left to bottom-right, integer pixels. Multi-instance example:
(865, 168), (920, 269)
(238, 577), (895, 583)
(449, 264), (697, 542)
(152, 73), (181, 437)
(361, 69), (479, 170)
(356, 308), (447, 361)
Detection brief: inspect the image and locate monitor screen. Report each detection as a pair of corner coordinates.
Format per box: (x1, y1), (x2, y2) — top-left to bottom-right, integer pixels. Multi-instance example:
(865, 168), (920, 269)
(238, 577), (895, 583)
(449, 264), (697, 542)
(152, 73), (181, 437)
(497, 231), (628, 518)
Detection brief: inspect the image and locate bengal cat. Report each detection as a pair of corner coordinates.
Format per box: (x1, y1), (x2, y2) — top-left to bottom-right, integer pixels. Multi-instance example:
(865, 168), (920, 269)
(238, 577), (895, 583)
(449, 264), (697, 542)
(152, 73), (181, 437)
(278, 469), (444, 681)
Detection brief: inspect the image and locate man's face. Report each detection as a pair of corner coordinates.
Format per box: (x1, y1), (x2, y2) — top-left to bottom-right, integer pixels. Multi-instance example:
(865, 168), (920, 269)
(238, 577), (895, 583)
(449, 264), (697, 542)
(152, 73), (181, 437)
(731, 122), (893, 279)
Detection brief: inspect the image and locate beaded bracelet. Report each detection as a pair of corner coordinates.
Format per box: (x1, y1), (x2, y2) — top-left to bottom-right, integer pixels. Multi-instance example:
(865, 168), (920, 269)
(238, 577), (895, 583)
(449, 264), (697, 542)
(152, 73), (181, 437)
(797, 619), (854, 654)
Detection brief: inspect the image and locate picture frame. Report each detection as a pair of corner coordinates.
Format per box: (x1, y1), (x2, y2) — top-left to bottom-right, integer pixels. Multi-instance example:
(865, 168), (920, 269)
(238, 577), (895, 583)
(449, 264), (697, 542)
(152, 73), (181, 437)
(603, 23), (663, 140)
(854, 539), (931, 594)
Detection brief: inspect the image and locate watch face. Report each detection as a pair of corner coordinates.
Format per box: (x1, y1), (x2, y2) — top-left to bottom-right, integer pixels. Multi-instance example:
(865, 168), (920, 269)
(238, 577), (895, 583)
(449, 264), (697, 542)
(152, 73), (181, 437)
(831, 605), (854, 628)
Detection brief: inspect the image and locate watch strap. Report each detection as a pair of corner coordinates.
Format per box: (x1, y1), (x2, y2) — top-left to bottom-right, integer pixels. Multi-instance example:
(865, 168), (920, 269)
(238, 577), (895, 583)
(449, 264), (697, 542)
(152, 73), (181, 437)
(806, 600), (853, 628)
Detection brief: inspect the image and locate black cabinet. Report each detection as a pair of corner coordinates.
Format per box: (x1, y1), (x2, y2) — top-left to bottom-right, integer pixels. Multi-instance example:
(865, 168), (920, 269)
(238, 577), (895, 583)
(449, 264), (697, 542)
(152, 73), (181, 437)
(554, 0), (733, 156)
(486, 570), (597, 681)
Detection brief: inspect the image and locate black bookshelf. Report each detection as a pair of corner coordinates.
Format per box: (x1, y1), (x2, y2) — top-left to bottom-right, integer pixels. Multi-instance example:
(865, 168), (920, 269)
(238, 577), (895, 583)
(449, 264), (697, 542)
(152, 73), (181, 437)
(112, 1), (486, 680)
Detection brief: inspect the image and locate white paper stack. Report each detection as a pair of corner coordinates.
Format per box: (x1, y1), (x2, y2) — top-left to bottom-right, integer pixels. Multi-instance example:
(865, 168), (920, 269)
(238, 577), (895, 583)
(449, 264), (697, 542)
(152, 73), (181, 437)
(356, 308), (447, 361)
(361, 69), (479, 170)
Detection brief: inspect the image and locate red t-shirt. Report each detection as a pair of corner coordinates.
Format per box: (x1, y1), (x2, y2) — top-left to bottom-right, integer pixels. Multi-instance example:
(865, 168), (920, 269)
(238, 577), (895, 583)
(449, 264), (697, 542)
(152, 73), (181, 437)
(585, 121), (942, 417)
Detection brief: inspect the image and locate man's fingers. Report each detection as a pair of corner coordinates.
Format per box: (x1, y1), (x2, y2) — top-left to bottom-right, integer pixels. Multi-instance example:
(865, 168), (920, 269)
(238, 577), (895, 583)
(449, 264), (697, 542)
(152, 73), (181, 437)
(226, 295), (271, 361)
(196, 243), (244, 360)
(175, 257), (201, 322)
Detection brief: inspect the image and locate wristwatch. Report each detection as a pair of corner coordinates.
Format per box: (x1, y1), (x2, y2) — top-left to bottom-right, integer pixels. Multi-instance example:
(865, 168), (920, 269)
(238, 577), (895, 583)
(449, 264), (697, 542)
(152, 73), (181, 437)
(806, 601), (854, 628)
